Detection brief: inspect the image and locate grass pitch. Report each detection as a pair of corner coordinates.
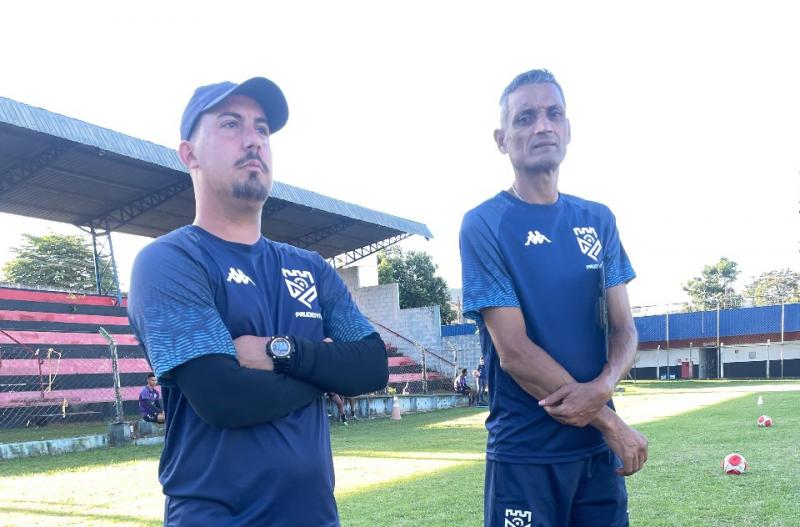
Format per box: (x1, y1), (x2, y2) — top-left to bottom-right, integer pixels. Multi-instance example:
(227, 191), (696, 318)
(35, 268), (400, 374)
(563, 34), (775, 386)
(0, 382), (797, 526)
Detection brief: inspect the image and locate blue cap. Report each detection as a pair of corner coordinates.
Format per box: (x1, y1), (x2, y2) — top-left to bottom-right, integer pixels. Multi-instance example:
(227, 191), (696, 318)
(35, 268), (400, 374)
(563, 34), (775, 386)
(180, 77), (289, 140)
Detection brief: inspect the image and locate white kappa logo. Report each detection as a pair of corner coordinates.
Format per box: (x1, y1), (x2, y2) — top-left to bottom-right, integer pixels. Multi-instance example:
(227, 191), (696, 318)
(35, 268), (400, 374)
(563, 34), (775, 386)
(282, 268), (318, 309)
(504, 508), (532, 527)
(226, 268), (256, 286)
(525, 230), (551, 246)
(573, 227), (602, 262)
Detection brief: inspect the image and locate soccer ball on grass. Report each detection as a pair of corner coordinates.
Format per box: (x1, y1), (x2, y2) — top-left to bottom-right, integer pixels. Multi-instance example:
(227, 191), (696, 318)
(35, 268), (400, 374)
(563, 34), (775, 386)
(757, 415), (773, 427)
(721, 453), (748, 475)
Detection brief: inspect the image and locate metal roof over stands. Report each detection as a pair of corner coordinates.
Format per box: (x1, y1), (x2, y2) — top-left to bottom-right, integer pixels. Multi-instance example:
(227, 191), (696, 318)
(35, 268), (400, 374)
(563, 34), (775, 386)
(0, 96), (432, 264)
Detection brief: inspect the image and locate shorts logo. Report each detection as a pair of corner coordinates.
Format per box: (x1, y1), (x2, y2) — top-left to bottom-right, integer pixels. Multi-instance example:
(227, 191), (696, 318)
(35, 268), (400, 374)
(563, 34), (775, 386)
(573, 227), (602, 262)
(525, 230), (551, 246)
(227, 268), (256, 286)
(504, 508), (532, 527)
(282, 268), (318, 308)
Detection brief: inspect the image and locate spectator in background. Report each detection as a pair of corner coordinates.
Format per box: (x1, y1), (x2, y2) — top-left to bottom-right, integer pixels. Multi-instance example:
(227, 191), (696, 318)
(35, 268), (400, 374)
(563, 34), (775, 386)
(139, 373), (164, 424)
(454, 368), (475, 405)
(327, 392), (348, 425)
(344, 396), (360, 420)
(473, 356), (487, 405)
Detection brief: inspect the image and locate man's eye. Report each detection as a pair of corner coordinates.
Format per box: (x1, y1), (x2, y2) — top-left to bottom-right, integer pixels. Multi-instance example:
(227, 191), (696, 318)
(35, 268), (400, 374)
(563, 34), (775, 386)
(222, 121), (238, 129)
(515, 115), (531, 125)
(256, 126), (269, 136)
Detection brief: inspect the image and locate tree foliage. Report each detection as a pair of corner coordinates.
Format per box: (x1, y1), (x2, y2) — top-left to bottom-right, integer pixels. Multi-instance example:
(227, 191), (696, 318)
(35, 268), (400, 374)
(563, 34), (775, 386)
(377, 246), (457, 324)
(743, 268), (800, 306)
(682, 257), (743, 311)
(1, 232), (114, 293)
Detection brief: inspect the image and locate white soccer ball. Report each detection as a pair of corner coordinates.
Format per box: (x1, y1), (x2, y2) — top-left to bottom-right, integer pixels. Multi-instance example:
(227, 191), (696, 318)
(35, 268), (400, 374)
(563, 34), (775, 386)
(721, 453), (748, 475)
(757, 415), (773, 427)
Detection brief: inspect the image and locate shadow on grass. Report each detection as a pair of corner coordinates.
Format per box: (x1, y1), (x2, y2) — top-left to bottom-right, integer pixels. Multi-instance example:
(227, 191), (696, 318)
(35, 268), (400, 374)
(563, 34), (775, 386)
(338, 460), (485, 527)
(331, 407), (488, 457)
(0, 421), (109, 445)
(0, 443), (162, 478)
(621, 379), (800, 392)
(0, 503), (161, 526)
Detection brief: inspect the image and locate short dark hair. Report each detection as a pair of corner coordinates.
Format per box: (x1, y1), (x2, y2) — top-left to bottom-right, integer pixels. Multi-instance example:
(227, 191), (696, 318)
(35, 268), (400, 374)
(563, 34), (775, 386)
(499, 69), (565, 123)
(146, 373), (156, 381)
(461, 368), (468, 375)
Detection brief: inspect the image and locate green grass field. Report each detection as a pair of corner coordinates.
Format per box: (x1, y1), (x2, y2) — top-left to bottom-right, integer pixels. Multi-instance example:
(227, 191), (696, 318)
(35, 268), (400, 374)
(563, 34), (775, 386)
(1, 382), (798, 526)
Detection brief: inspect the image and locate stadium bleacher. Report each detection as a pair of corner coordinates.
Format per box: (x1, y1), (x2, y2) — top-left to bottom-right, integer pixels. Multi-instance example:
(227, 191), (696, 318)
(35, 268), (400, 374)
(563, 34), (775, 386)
(0, 286), (145, 428)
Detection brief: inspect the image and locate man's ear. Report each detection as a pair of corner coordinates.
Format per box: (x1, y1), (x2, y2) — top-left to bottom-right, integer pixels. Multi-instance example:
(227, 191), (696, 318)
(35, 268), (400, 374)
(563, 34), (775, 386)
(178, 140), (198, 170)
(565, 118), (571, 145)
(493, 129), (507, 154)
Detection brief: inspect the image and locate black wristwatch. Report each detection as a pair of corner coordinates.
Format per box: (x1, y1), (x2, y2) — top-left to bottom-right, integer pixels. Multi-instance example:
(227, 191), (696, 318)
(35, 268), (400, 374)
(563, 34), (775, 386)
(268, 336), (294, 374)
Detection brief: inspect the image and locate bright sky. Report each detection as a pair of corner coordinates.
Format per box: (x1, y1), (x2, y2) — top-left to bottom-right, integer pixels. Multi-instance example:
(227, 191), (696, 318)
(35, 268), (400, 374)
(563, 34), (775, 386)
(0, 1), (798, 308)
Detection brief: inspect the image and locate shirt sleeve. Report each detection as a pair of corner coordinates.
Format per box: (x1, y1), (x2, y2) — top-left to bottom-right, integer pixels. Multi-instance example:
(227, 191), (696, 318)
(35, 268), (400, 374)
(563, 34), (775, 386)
(459, 210), (520, 325)
(602, 209), (636, 288)
(127, 240), (236, 382)
(316, 255), (375, 343)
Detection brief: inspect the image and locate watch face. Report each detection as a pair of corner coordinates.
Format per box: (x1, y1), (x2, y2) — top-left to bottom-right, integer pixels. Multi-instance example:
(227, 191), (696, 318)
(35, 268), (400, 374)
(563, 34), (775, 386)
(270, 338), (292, 358)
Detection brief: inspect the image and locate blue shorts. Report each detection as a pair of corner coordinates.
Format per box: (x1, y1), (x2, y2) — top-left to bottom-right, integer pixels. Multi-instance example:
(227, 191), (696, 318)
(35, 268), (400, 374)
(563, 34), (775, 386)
(484, 451), (628, 527)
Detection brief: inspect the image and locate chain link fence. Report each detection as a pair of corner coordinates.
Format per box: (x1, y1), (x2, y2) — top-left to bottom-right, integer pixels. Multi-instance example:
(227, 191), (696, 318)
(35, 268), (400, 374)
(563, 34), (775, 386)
(0, 329), (145, 431)
(0, 286), (148, 438)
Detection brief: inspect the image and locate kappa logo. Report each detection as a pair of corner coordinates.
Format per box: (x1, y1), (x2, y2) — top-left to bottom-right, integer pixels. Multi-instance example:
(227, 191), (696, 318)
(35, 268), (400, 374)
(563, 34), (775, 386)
(525, 230), (551, 246)
(282, 268), (318, 309)
(504, 508), (532, 527)
(226, 268), (256, 286)
(573, 226), (602, 262)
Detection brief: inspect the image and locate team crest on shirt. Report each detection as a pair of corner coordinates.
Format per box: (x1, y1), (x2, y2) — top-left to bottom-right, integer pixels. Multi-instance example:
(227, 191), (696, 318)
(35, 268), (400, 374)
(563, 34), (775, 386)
(573, 226), (602, 262)
(504, 508), (532, 527)
(282, 268), (318, 308)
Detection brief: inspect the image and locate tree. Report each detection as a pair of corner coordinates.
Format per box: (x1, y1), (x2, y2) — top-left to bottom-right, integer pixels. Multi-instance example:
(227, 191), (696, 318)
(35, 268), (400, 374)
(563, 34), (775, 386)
(682, 257), (743, 311)
(743, 268), (800, 306)
(1, 232), (115, 293)
(377, 246), (457, 324)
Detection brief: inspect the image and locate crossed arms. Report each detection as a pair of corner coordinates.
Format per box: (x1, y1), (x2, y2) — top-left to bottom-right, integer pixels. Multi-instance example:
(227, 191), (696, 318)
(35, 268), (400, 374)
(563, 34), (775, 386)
(482, 284), (648, 476)
(171, 334), (388, 428)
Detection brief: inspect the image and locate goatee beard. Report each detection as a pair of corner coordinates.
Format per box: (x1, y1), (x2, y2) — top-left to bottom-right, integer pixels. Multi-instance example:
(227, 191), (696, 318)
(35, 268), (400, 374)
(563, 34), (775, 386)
(232, 173), (269, 202)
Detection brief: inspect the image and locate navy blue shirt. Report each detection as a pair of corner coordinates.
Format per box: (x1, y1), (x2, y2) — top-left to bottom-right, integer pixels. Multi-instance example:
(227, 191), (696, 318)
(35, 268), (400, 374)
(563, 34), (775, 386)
(128, 225), (373, 526)
(460, 192), (635, 463)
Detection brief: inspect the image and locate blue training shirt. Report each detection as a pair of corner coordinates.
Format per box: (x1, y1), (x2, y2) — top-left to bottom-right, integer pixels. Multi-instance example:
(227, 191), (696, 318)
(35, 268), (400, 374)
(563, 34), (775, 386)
(460, 191), (635, 464)
(128, 225), (374, 526)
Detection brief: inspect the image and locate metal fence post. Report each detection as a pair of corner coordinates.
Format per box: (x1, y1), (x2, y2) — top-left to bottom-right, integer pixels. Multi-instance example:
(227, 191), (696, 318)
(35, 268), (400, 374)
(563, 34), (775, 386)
(99, 327), (124, 423)
(656, 345), (660, 380)
(766, 339), (770, 379)
(781, 302), (785, 379)
(717, 300), (725, 379)
(420, 346), (428, 394)
(665, 310), (670, 380)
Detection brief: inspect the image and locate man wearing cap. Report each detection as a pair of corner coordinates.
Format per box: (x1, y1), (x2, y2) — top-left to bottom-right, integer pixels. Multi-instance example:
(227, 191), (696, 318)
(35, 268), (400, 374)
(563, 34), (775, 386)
(128, 77), (388, 526)
(459, 69), (647, 526)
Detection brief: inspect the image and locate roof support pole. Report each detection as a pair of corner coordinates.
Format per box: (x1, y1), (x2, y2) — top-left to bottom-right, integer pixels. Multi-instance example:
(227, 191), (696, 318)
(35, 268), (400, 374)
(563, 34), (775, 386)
(88, 222), (122, 305)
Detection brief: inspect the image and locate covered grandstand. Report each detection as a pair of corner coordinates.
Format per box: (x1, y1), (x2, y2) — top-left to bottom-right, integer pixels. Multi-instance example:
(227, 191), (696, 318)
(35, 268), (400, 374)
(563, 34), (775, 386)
(0, 95), (435, 429)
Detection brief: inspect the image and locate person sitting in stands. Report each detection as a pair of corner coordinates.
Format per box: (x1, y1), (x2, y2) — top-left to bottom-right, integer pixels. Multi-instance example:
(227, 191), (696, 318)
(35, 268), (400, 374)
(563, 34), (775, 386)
(139, 373), (165, 424)
(454, 368), (475, 405)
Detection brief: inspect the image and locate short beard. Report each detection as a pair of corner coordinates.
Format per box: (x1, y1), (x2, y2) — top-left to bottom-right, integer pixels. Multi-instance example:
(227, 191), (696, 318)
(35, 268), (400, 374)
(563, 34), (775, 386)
(232, 172), (269, 202)
(524, 160), (560, 174)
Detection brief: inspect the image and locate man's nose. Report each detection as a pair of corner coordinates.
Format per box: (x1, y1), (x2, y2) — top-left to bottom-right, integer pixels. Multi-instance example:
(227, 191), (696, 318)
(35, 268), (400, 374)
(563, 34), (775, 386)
(533, 117), (554, 135)
(242, 125), (262, 151)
